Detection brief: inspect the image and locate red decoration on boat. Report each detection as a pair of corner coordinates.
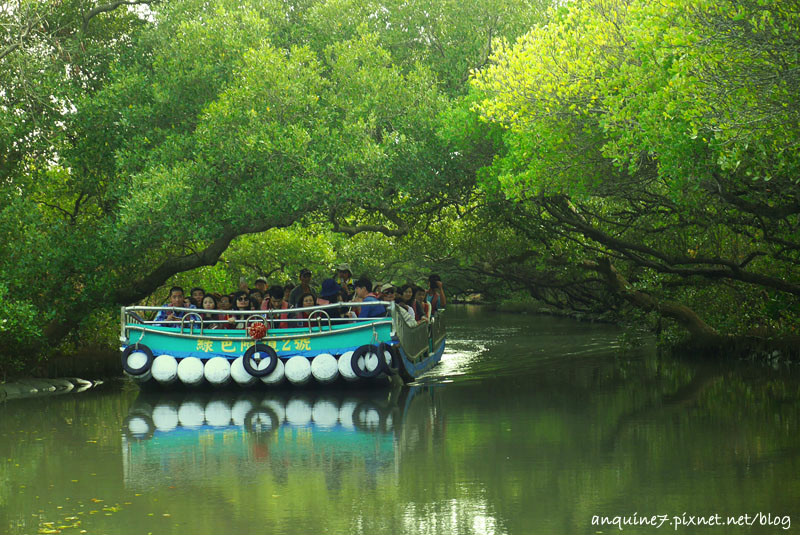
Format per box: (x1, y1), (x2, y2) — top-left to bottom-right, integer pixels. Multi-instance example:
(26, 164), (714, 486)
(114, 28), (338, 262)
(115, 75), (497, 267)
(248, 323), (267, 340)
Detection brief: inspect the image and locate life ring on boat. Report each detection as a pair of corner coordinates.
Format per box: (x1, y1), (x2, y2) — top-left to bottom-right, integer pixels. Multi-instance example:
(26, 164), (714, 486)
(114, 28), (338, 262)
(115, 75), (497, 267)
(243, 344), (279, 377)
(351, 344), (386, 378)
(121, 344), (154, 376)
(378, 342), (399, 373)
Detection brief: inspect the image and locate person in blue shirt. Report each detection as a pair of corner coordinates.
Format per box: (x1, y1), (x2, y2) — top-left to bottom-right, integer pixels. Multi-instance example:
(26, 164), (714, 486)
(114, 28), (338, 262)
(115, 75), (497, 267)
(154, 286), (196, 327)
(354, 277), (386, 318)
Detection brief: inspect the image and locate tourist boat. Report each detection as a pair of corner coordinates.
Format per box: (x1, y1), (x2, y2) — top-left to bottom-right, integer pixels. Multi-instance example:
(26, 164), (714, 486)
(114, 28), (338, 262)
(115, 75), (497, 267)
(119, 302), (445, 388)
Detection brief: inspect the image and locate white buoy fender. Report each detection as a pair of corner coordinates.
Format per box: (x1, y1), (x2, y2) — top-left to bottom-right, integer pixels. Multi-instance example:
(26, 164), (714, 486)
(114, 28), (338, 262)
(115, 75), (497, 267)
(204, 357), (231, 387)
(310, 353), (339, 384)
(152, 354), (178, 385)
(378, 342), (398, 373)
(260, 358), (285, 385)
(284, 357), (312, 385)
(338, 351), (359, 381)
(231, 357), (257, 386)
(176, 357), (204, 386)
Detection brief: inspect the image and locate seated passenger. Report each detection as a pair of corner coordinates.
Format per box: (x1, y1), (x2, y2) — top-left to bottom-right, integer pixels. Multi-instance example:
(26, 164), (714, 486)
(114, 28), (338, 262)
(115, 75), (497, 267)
(413, 286), (430, 321)
(397, 284), (416, 317)
(228, 290), (252, 329)
(354, 277), (386, 318)
(283, 283), (294, 303)
(254, 276), (268, 294)
(260, 285), (289, 329)
(317, 278), (350, 319)
(289, 268), (316, 308)
(189, 287), (206, 308)
(155, 286), (196, 327)
(425, 274), (446, 314)
(249, 289), (264, 309)
(200, 294), (222, 329)
(317, 279), (340, 306)
(294, 293), (317, 327)
(378, 283), (395, 302)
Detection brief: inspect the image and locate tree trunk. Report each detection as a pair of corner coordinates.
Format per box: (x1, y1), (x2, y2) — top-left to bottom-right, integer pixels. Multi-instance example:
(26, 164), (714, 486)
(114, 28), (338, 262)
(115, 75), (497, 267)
(586, 257), (724, 346)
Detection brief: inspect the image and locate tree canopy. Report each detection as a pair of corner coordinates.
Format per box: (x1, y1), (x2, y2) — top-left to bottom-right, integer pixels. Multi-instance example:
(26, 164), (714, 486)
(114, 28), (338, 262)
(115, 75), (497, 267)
(0, 0), (543, 372)
(1, 0), (798, 373)
(472, 0), (800, 346)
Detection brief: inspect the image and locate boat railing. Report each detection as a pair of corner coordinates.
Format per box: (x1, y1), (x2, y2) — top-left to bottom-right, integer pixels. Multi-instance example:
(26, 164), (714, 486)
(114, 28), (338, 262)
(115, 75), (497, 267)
(430, 309), (446, 348)
(180, 312), (204, 336)
(307, 309), (333, 333)
(122, 301), (396, 334)
(393, 309), (433, 362)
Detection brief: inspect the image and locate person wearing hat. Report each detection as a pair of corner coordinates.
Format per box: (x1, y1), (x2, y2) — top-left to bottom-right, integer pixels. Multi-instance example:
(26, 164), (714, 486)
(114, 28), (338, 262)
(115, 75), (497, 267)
(335, 263), (354, 302)
(378, 282), (396, 304)
(288, 268), (315, 308)
(254, 276), (268, 294)
(317, 278), (350, 319)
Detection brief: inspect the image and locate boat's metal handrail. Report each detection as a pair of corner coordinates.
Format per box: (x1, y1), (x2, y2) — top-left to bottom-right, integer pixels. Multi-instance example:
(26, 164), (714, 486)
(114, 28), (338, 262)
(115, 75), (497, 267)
(180, 312), (204, 335)
(123, 302), (392, 324)
(123, 317), (393, 342)
(392, 308), (431, 362)
(431, 309), (446, 347)
(307, 309), (332, 333)
(245, 314), (266, 330)
(121, 301), (395, 344)
(124, 301), (390, 315)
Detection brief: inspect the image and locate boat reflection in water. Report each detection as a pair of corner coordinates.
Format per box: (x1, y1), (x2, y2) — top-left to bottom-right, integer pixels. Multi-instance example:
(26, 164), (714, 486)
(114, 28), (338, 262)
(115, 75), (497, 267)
(121, 386), (439, 491)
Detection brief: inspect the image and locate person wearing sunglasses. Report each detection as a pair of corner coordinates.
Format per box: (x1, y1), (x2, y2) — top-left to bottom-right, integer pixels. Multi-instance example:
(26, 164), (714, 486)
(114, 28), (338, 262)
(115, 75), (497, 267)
(227, 290), (253, 329)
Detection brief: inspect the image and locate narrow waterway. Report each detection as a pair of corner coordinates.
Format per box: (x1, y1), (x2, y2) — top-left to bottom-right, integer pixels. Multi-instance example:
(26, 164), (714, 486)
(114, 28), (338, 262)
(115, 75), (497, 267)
(1, 306), (798, 534)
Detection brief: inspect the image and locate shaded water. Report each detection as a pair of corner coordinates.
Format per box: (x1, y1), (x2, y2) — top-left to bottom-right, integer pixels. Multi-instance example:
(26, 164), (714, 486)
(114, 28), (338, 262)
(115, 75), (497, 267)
(1, 305), (799, 534)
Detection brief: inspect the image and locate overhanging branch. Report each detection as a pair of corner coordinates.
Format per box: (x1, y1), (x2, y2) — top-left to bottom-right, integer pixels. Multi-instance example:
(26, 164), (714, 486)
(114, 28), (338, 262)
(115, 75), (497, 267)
(82, 1), (158, 32)
(585, 257), (721, 343)
(330, 206), (410, 237)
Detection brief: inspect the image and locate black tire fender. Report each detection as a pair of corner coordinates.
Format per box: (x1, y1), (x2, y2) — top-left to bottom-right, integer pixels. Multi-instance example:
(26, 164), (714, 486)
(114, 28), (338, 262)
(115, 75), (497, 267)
(122, 344), (154, 376)
(378, 342), (398, 374)
(351, 344), (382, 378)
(243, 343), (279, 377)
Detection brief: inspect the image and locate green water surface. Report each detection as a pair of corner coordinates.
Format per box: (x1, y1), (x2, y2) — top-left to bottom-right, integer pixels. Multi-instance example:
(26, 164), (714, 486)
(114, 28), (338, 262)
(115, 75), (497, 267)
(1, 306), (798, 535)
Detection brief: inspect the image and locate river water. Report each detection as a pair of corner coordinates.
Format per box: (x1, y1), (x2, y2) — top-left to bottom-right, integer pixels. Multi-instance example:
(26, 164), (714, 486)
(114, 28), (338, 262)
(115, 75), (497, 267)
(1, 306), (798, 535)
